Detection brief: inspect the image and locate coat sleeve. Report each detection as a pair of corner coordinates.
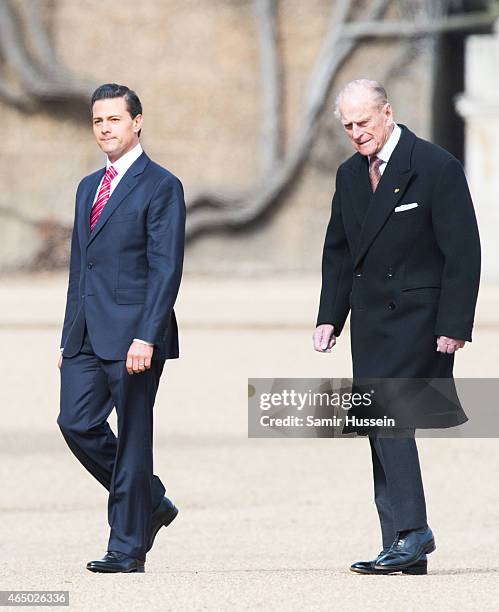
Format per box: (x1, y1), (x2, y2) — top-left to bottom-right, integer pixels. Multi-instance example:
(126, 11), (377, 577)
(134, 175), (186, 346)
(432, 157), (481, 342)
(316, 168), (353, 337)
(60, 182), (83, 349)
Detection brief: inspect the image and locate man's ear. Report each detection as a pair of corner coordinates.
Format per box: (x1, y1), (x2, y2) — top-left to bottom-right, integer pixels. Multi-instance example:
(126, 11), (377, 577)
(133, 114), (143, 133)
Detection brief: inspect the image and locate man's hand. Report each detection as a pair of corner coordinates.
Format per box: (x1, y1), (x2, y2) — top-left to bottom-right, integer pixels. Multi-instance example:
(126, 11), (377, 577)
(313, 324), (336, 353)
(436, 335), (466, 354)
(57, 354), (63, 369)
(126, 341), (154, 374)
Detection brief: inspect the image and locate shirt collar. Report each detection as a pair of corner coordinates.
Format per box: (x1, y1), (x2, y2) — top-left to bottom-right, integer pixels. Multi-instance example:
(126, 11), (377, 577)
(371, 123), (401, 164)
(106, 142), (143, 176)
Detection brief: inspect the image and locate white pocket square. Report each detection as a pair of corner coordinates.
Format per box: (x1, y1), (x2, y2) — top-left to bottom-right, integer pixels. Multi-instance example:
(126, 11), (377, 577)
(394, 202), (418, 212)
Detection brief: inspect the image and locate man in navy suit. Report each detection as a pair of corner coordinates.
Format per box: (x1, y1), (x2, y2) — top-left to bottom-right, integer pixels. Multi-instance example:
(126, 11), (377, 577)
(57, 83), (185, 573)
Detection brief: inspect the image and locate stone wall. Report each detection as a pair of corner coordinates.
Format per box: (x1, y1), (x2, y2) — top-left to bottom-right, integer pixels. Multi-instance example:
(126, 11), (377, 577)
(2, 0), (434, 273)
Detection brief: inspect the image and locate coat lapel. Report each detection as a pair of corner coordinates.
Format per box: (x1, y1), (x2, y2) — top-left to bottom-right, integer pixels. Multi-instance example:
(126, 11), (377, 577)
(79, 169), (105, 247)
(346, 154), (372, 227)
(353, 126), (416, 268)
(86, 152), (150, 247)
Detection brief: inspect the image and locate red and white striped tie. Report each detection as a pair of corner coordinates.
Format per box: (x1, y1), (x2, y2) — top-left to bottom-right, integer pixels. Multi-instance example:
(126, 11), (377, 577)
(90, 165), (118, 231)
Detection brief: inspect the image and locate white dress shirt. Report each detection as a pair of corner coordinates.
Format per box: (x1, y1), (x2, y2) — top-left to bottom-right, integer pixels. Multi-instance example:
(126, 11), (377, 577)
(92, 142), (143, 203)
(369, 123), (401, 175)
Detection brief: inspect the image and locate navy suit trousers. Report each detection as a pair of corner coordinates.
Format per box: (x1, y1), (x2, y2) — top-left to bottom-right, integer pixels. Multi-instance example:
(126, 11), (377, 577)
(57, 323), (166, 561)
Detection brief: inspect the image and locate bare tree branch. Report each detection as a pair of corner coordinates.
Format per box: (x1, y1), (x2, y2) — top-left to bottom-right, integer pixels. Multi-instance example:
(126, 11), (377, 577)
(0, 203), (72, 270)
(341, 8), (499, 39)
(302, 0), (353, 123)
(253, 0), (283, 173)
(3, 0), (494, 265)
(0, 0), (53, 97)
(186, 0), (392, 238)
(0, 0), (92, 103)
(18, 0), (92, 97)
(296, 0), (391, 156)
(17, 0), (61, 70)
(381, 37), (420, 86)
(0, 204), (45, 226)
(0, 76), (35, 111)
(185, 0), (496, 240)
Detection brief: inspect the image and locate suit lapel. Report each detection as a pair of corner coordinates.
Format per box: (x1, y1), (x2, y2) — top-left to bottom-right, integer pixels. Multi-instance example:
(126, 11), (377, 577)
(353, 126), (416, 268)
(86, 152), (150, 247)
(78, 169), (105, 246)
(347, 154), (372, 227)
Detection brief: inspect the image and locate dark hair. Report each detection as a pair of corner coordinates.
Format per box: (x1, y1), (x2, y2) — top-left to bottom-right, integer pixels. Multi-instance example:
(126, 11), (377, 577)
(91, 83), (142, 137)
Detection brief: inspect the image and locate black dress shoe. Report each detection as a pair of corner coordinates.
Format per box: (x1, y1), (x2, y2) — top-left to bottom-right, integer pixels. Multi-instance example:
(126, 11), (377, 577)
(374, 526), (435, 573)
(351, 551), (427, 575)
(147, 496), (179, 552)
(350, 551), (388, 574)
(86, 551), (145, 573)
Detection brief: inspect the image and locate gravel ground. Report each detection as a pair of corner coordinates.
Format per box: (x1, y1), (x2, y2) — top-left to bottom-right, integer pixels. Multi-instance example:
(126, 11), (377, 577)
(1, 273), (498, 611)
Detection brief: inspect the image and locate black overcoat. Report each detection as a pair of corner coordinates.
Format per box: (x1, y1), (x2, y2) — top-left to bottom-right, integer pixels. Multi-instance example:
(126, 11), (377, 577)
(317, 126), (481, 428)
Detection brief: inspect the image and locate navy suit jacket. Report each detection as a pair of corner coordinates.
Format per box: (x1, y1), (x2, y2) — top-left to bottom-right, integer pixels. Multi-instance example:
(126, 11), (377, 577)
(61, 151), (186, 360)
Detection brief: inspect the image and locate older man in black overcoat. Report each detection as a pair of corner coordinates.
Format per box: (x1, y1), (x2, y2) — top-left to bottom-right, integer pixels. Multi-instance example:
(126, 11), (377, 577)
(314, 79), (481, 575)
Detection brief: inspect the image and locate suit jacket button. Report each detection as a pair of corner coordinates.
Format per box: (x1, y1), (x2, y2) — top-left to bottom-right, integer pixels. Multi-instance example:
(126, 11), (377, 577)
(388, 301), (396, 310)
(87, 263), (93, 269)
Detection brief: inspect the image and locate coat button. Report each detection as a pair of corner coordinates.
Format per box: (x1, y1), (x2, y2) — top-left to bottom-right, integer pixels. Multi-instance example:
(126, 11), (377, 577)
(87, 263), (93, 269)
(388, 301), (396, 310)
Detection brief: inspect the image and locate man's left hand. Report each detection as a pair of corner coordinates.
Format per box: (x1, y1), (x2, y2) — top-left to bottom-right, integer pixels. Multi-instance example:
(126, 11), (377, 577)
(126, 341), (154, 374)
(436, 336), (466, 354)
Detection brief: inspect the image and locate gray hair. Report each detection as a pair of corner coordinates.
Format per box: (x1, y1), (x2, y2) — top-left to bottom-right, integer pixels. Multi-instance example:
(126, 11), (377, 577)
(334, 79), (389, 119)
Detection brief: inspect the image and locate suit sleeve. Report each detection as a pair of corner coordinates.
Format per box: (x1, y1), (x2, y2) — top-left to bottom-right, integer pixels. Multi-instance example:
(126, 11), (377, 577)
(60, 183), (83, 349)
(432, 157), (481, 342)
(316, 168), (353, 337)
(135, 175), (186, 346)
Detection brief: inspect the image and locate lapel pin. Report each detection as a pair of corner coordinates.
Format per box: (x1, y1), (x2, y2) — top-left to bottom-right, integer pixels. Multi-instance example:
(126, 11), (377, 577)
(394, 188), (400, 193)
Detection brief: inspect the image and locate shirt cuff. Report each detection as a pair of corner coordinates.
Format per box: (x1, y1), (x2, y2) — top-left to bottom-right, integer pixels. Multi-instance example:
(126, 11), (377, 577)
(133, 338), (154, 346)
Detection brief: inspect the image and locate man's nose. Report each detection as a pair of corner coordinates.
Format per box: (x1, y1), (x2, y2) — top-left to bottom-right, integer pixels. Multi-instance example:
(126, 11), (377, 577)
(352, 125), (362, 141)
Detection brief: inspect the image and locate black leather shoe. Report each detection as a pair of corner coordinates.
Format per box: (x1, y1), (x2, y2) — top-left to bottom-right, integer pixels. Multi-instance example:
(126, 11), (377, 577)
(374, 526), (435, 573)
(351, 551), (427, 575)
(147, 496), (179, 552)
(86, 551), (145, 573)
(350, 551), (387, 574)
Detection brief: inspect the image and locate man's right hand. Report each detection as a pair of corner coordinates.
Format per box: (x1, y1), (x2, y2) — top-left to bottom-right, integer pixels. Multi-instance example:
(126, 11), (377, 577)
(57, 354), (63, 369)
(313, 324), (336, 353)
